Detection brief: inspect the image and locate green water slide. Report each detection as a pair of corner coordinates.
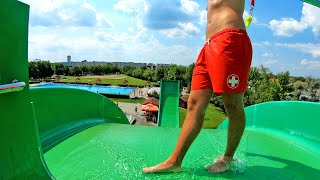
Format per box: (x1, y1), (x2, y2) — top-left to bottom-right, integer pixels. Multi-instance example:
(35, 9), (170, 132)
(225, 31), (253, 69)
(0, 1), (52, 178)
(30, 87), (128, 153)
(157, 80), (180, 128)
(303, 0), (320, 8)
(1, 1), (320, 179)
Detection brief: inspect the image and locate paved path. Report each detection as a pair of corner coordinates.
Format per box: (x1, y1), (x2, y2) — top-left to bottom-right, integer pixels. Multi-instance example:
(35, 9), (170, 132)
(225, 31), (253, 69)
(116, 102), (156, 126)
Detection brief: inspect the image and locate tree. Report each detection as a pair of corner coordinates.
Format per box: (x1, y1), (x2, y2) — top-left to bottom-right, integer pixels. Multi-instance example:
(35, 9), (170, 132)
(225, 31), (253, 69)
(244, 66), (282, 106)
(248, 66), (261, 82)
(156, 66), (166, 81)
(140, 65), (147, 71)
(142, 69), (155, 81)
(277, 71), (294, 100)
(102, 64), (112, 74)
(132, 69), (143, 79)
(295, 76), (306, 82)
(81, 65), (90, 75)
(176, 65), (187, 84)
(70, 66), (82, 76)
(166, 65), (178, 80)
(292, 81), (305, 100)
(28, 61), (39, 79)
(306, 77), (320, 102)
(255, 79), (281, 103)
(37, 61), (54, 79)
(259, 65), (273, 79)
(183, 63), (194, 88)
(110, 64), (120, 74)
(91, 65), (103, 75)
(64, 66), (70, 76)
(121, 65), (136, 76)
(54, 63), (66, 75)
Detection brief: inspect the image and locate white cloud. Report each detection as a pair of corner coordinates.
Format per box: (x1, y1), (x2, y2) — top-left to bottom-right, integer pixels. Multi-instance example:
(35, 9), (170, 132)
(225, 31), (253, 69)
(276, 43), (320, 58)
(20, 0), (208, 67)
(21, 0), (113, 28)
(269, 3), (320, 38)
(27, 24), (198, 65)
(94, 29), (198, 64)
(260, 52), (278, 67)
(263, 59), (278, 66)
(300, 59), (320, 70)
(301, 3), (320, 38)
(114, 0), (147, 14)
(199, 10), (207, 25)
(180, 0), (200, 16)
(261, 53), (274, 58)
(262, 41), (271, 46)
(96, 13), (114, 29)
(269, 18), (308, 37)
(160, 22), (201, 38)
(252, 41), (271, 47)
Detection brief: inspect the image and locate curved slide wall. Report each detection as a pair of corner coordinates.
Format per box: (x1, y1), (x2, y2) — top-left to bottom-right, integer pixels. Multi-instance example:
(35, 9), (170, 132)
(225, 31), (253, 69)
(219, 101), (320, 170)
(30, 87), (129, 152)
(219, 101), (320, 141)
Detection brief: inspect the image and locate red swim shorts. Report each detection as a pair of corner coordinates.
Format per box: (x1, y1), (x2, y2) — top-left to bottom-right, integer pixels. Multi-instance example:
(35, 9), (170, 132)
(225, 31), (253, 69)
(191, 28), (252, 95)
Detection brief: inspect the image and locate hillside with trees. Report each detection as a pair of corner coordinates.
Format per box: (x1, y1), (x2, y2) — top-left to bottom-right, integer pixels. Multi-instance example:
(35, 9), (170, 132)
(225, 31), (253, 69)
(29, 61), (320, 107)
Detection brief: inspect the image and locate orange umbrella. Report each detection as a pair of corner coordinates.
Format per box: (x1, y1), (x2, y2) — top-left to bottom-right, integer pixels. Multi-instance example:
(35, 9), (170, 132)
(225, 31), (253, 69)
(141, 104), (159, 112)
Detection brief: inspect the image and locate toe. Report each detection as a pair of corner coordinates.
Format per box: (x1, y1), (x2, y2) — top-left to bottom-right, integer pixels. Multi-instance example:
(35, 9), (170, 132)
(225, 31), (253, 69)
(142, 167), (153, 173)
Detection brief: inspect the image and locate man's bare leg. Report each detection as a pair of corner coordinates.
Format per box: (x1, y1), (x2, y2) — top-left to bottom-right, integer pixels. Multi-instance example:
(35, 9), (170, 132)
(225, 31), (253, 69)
(206, 93), (246, 174)
(142, 89), (212, 173)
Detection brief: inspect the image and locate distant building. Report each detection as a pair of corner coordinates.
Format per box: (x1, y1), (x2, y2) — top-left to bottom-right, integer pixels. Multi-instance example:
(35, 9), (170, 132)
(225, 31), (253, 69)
(60, 59), (172, 70)
(67, 55), (71, 63)
(146, 63), (156, 70)
(157, 63), (171, 67)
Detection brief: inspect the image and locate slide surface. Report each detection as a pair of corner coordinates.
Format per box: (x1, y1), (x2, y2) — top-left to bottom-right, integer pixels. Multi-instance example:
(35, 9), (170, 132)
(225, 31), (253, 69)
(44, 111), (320, 179)
(157, 80), (180, 128)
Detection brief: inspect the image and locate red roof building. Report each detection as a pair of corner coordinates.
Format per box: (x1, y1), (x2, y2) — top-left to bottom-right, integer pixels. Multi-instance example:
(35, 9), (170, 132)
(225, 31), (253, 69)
(142, 97), (159, 106)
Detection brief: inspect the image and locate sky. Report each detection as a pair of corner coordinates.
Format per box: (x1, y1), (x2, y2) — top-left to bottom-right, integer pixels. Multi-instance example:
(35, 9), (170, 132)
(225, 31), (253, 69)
(20, 0), (320, 77)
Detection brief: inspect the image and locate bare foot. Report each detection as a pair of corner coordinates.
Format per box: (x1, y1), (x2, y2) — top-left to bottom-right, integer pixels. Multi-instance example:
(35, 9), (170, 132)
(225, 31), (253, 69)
(142, 161), (181, 174)
(206, 156), (232, 174)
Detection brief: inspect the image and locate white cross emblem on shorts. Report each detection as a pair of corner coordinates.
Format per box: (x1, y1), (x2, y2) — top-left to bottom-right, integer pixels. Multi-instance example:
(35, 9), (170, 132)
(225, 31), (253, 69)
(227, 74), (240, 89)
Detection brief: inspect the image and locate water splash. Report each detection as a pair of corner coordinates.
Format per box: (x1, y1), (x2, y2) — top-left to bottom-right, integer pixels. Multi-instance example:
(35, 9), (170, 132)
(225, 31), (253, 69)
(228, 158), (246, 174)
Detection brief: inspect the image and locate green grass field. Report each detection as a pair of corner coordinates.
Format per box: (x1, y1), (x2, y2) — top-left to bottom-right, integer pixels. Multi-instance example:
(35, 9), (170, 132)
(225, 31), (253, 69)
(179, 104), (226, 129)
(59, 74), (155, 86)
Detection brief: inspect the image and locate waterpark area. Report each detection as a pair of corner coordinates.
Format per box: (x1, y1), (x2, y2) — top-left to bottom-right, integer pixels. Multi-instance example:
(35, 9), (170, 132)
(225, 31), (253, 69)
(1, 0), (320, 179)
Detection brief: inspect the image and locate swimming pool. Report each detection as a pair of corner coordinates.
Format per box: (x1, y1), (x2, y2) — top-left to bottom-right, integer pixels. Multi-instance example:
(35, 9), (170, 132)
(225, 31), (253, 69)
(33, 83), (135, 95)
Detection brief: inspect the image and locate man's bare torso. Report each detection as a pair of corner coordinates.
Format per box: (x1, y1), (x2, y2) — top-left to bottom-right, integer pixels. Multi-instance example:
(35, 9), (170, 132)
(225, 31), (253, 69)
(206, 0), (246, 39)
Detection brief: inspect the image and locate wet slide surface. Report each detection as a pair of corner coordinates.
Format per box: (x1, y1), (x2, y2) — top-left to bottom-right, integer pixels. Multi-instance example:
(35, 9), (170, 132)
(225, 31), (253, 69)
(44, 123), (320, 179)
